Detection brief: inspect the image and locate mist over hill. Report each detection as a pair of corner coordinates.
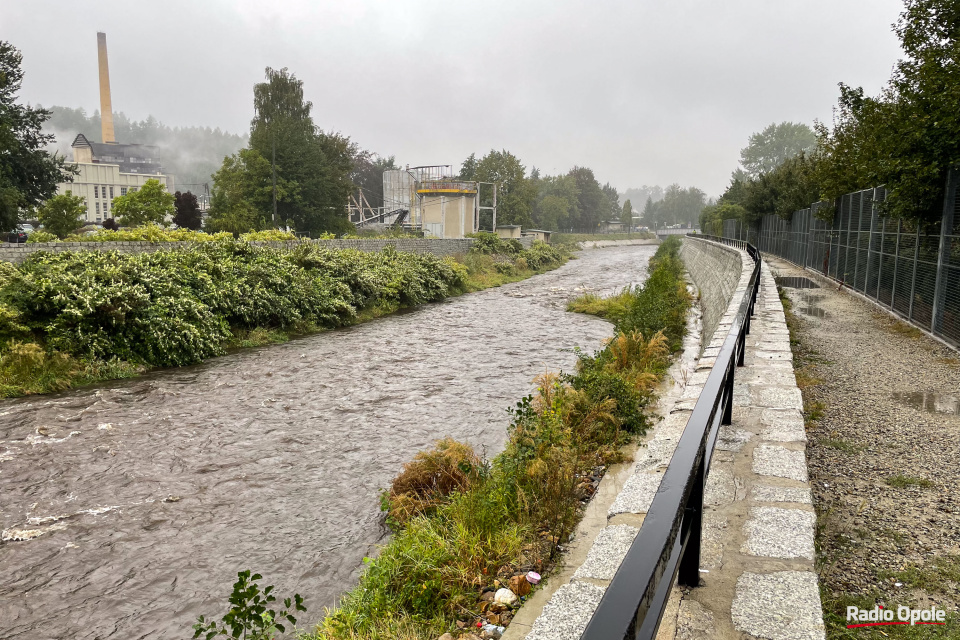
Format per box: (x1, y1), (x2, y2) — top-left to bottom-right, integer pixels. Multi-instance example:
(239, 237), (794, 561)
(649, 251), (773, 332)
(42, 106), (247, 192)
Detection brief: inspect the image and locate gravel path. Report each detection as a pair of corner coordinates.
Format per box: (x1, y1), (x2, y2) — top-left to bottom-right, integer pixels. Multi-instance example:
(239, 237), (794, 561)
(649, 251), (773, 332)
(765, 257), (960, 630)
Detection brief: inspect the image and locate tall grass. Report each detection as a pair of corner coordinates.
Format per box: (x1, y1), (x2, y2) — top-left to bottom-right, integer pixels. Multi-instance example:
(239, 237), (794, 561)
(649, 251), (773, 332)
(308, 236), (691, 640)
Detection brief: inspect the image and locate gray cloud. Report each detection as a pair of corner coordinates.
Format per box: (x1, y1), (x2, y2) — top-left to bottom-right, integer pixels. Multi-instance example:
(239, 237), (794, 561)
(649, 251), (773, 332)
(5, 0), (904, 195)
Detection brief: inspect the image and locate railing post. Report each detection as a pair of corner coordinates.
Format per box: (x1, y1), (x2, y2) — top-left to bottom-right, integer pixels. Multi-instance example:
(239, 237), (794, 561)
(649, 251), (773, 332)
(722, 359), (734, 426)
(677, 457), (704, 587)
(932, 167), (957, 334)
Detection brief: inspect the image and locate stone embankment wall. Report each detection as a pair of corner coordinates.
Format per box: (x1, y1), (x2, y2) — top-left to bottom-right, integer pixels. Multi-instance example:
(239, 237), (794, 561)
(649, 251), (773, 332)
(0, 237), (535, 265)
(679, 238), (743, 350)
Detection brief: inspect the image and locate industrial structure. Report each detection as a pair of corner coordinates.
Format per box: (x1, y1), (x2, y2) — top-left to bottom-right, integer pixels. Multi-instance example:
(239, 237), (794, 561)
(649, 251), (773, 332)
(54, 32), (174, 224)
(350, 165), (497, 239)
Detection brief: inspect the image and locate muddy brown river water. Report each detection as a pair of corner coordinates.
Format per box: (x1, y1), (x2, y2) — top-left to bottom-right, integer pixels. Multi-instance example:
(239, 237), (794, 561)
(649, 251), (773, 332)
(0, 244), (657, 639)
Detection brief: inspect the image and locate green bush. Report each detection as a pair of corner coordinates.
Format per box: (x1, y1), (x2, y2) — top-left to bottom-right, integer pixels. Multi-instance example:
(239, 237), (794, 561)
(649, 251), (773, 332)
(62, 225), (232, 243)
(0, 241), (465, 368)
(614, 237), (690, 352)
(467, 232), (523, 255)
(26, 230), (57, 243)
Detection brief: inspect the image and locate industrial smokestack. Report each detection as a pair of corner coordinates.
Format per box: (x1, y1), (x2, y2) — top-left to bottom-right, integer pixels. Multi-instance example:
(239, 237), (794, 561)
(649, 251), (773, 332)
(97, 32), (116, 144)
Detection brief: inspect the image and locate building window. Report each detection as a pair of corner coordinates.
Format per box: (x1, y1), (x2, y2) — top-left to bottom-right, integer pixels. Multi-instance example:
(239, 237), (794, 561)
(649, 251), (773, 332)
(94, 185), (99, 198)
(96, 218), (102, 224)
(104, 202), (109, 212)
(130, 187), (138, 193)
(120, 187), (127, 196)
(109, 186), (114, 199)
(96, 202), (100, 215)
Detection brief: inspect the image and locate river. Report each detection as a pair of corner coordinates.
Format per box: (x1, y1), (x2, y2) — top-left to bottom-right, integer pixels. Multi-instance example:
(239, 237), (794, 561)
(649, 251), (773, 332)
(0, 244), (657, 639)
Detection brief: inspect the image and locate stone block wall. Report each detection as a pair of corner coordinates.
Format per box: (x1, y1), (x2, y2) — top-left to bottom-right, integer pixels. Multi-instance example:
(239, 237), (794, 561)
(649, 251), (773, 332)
(680, 237), (743, 349)
(0, 236), (536, 265)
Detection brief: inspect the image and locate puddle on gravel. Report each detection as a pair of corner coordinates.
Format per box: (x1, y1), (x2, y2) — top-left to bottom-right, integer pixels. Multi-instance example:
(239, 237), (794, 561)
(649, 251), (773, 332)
(788, 290), (830, 319)
(892, 391), (960, 416)
(776, 276), (821, 289)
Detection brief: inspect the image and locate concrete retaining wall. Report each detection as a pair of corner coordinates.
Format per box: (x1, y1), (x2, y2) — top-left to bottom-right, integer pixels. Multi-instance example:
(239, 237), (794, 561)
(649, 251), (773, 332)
(0, 236), (536, 265)
(679, 237), (743, 350)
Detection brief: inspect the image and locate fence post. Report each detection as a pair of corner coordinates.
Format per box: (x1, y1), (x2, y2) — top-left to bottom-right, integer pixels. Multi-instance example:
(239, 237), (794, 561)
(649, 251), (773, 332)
(908, 225), (920, 321)
(876, 216), (885, 301)
(864, 188), (877, 299)
(932, 167), (957, 333)
(891, 219), (902, 309)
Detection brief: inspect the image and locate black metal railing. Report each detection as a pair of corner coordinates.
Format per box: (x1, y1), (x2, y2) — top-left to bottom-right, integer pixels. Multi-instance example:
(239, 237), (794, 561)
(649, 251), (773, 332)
(580, 234), (761, 640)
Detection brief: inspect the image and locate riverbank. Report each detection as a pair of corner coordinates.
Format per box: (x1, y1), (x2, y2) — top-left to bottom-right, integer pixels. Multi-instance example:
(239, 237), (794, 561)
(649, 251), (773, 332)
(0, 244), (654, 640)
(303, 238), (690, 640)
(768, 256), (960, 638)
(0, 239), (566, 398)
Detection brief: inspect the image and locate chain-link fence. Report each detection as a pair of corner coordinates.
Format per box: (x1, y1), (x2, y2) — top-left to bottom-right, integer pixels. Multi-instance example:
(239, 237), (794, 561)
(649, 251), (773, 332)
(724, 171), (960, 349)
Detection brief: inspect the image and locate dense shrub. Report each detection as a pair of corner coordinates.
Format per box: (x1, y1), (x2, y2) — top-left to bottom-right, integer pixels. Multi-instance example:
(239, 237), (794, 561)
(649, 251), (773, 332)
(61, 225), (233, 243)
(467, 232), (523, 255)
(0, 241), (465, 368)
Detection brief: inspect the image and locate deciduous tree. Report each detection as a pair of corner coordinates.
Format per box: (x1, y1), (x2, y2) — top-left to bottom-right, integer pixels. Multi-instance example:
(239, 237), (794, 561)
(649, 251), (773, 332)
(739, 122), (816, 178)
(473, 150), (537, 228)
(0, 41), (75, 232)
(38, 191), (86, 238)
(247, 67), (354, 235)
(173, 191), (203, 230)
(112, 179), (174, 227)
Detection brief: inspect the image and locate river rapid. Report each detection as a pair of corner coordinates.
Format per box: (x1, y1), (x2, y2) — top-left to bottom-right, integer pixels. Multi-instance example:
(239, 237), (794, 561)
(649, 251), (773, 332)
(0, 244), (657, 639)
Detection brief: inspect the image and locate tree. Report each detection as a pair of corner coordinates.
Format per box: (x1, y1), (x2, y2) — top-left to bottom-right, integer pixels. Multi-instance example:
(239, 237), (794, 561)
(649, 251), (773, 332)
(38, 191), (86, 238)
(458, 153), (479, 181)
(112, 179), (175, 227)
(473, 150), (537, 227)
(621, 199), (633, 227)
(655, 184), (706, 227)
(207, 148), (278, 234)
(248, 67), (354, 235)
(102, 217), (119, 231)
(0, 41), (75, 231)
(601, 182), (621, 222)
(642, 197), (658, 227)
(568, 167), (605, 230)
(173, 191), (203, 230)
(351, 152), (397, 210)
(817, 0), (960, 224)
(739, 122), (816, 178)
(533, 174), (579, 230)
(700, 201), (749, 236)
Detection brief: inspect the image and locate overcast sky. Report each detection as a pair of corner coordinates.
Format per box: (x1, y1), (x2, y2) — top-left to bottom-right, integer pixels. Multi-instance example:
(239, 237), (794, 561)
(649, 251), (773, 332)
(5, 0), (905, 196)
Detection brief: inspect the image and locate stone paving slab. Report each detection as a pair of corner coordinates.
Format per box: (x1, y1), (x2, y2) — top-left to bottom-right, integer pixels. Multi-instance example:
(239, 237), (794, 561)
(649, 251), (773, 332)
(752, 484), (813, 504)
(525, 581), (607, 640)
(731, 572), (825, 640)
(608, 471), (663, 516)
(753, 444), (809, 481)
(742, 506), (816, 559)
(572, 525), (639, 581)
(760, 408), (807, 442)
(752, 385), (803, 410)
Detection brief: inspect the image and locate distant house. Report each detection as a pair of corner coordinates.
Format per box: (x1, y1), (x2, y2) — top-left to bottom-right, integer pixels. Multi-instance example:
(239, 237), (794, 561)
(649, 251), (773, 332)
(495, 225), (522, 239)
(602, 220), (627, 232)
(524, 229), (552, 243)
(56, 133), (175, 224)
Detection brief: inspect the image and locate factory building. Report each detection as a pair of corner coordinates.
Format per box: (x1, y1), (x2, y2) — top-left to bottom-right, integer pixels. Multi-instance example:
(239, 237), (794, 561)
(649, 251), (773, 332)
(54, 32), (173, 224)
